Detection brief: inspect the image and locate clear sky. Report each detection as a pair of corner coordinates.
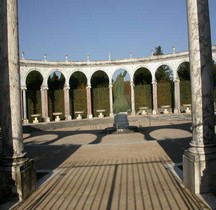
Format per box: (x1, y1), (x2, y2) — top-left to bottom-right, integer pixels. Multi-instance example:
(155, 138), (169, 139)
(18, 0), (216, 61)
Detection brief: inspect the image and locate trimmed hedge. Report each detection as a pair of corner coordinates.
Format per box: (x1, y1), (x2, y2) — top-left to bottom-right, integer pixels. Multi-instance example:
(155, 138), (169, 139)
(92, 87), (109, 117)
(180, 80), (191, 104)
(48, 90), (65, 120)
(157, 82), (173, 107)
(70, 88), (87, 119)
(134, 84), (152, 111)
(27, 90), (42, 122)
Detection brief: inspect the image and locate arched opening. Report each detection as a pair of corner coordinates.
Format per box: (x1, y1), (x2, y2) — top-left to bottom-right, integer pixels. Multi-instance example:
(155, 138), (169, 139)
(156, 65), (174, 112)
(48, 71), (65, 120)
(134, 67), (152, 113)
(26, 71), (43, 122)
(91, 71), (109, 117)
(69, 72), (87, 119)
(177, 62), (191, 112)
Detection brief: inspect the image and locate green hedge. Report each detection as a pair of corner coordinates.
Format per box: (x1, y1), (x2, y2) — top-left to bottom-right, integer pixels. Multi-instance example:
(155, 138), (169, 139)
(70, 88), (87, 118)
(180, 80), (191, 104)
(157, 82), (173, 107)
(92, 87), (109, 117)
(27, 90), (42, 122)
(48, 90), (65, 120)
(134, 84), (152, 111)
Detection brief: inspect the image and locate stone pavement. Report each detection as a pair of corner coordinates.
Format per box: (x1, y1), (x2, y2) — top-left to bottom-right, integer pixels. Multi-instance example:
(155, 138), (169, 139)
(2, 118), (213, 209)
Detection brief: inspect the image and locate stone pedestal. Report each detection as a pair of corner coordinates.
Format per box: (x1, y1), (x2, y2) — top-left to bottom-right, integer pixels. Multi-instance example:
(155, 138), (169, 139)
(113, 113), (129, 130)
(183, 149), (216, 194)
(0, 159), (37, 201)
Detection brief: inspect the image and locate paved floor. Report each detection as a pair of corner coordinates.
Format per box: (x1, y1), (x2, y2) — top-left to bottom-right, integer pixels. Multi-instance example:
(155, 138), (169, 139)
(2, 119), (213, 209)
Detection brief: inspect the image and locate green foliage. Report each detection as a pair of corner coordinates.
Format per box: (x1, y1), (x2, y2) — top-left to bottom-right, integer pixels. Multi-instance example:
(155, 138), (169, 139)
(135, 84), (152, 111)
(26, 71), (43, 121)
(48, 90), (65, 120)
(180, 80), (191, 104)
(26, 71), (43, 90)
(134, 68), (152, 85)
(153, 46), (164, 56)
(178, 62), (190, 80)
(157, 82), (173, 107)
(27, 90), (42, 122)
(70, 72), (87, 89)
(156, 66), (173, 82)
(91, 71), (109, 88)
(48, 72), (65, 90)
(92, 87), (109, 116)
(70, 89), (87, 118)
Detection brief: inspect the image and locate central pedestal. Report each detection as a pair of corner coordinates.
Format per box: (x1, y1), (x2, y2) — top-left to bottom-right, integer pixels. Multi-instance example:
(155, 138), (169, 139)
(113, 112), (129, 130)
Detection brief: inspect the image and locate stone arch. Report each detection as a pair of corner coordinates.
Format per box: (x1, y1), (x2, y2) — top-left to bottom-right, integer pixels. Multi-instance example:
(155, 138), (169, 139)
(177, 61), (191, 111)
(48, 70), (65, 120)
(134, 67), (152, 113)
(155, 64), (174, 112)
(69, 71), (87, 119)
(91, 70), (109, 117)
(26, 70), (43, 122)
(25, 68), (45, 86)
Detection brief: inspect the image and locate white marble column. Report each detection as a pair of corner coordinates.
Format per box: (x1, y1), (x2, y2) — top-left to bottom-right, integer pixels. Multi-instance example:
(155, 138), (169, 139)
(183, 0), (216, 194)
(64, 85), (71, 120)
(86, 85), (93, 119)
(0, 0), (25, 161)
(130, 81), (136, 116)
(21, 86), (28, 124)
(109, 83), (114, 117)
(40, 85), (50, 122)
(0, 0), (36, 200)
(152, 80), (158, 114)
(174, 78), (181, 113)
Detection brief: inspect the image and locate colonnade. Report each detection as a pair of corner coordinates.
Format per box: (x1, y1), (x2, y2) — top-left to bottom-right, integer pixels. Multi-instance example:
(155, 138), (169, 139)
(20, 74), (184, 123)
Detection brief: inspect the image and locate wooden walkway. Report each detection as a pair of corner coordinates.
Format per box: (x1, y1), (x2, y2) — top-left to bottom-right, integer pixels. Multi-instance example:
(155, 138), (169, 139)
(14, 142), (209, 210)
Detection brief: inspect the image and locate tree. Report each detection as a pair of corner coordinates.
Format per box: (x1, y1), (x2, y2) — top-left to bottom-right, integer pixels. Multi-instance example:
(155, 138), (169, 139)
(153, 46), (164, 56)
(134, 68), (152, 85)
(178, 62), (190, 80)
(156, 65), (173, 82)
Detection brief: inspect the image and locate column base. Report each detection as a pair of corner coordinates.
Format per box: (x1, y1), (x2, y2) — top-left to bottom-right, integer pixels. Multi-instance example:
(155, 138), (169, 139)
(152, 110), (157, 115)
(183, 148), (216, 194)
(131, 111), (136, 116)
(45, 117), (50, 122)
(174, 108), (179, 114)
(66, 115), (71, 121)
(0, 157), (36, 202)
(22, 119), (29, 124)
(88, 114), (93, 119)
(109, 113), (114, 117)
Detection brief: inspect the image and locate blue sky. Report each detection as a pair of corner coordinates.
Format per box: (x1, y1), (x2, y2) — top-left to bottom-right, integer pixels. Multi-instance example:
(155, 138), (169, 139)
(18, 0), (216, 61)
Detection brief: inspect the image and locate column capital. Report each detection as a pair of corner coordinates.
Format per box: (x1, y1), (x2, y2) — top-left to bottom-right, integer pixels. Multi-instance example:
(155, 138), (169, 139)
(40, 85), (48, 91)
(21, 86), (27, 90)
(86, 85), (91, 89)
(152, 80), (157, 85)
(173, 78), (180, 83)
(64, 85), (70, 90)
(130, 81), (134, 87)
